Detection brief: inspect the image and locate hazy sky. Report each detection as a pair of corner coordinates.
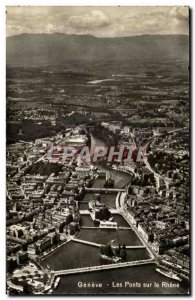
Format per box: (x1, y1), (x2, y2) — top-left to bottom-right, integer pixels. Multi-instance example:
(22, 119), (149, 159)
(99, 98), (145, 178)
(6, 6), (189, 37)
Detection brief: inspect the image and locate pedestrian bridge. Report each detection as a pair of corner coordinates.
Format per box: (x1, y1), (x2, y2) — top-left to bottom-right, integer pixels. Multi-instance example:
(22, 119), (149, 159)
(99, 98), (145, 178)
(85, 187), (126, 192)
(70, 237), (146, 249)
(52, 259), (156, 276)
(80, 209), (119, 215)
(80, 226), (133, 231)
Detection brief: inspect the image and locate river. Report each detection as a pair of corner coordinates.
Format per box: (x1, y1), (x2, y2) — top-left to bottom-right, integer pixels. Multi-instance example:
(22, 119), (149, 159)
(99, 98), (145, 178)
(54, 264), (186, 295)
(42, 134), (188, 295)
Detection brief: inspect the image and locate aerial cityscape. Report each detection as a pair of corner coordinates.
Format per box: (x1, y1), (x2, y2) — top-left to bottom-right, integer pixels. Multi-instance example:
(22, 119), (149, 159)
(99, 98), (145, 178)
(6, 6), (190, 295)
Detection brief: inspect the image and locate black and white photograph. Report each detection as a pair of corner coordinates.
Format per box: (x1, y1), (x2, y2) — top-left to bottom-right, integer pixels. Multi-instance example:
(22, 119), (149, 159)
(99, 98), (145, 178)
(6, 5), (190, 295)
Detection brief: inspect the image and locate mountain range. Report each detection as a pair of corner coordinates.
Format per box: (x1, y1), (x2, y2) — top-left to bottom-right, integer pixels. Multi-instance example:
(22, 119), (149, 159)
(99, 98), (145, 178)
(6, 33), (189, 66)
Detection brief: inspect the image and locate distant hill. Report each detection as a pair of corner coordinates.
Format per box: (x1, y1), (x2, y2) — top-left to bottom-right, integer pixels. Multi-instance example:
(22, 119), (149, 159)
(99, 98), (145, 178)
(6, 33), (189, 66)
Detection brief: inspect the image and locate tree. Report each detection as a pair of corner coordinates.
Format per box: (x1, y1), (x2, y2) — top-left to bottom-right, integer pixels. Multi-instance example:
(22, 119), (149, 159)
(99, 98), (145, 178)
(105, 245), (113, 257)
(100, 245), (113, 257)
(100, 245), (105, 255)
(101, 207), (111, 220)
(65, 214), (73, 225)
(120, 246), (127, 261)
(115, 244), (121, 256)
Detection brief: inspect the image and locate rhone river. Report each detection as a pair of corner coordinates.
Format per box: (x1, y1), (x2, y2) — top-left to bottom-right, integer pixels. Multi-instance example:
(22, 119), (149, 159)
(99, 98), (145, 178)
(43, 135), (188, 295)
(54, 264), (186, 295)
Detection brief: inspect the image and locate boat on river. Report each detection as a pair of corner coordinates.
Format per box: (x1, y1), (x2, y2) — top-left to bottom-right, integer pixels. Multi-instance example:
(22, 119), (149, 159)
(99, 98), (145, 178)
(156, 268), (182, 282)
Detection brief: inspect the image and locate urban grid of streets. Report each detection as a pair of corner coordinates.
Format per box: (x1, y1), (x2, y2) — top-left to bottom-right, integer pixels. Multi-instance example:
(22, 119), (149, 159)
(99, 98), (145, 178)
(7, 120), (189, 294)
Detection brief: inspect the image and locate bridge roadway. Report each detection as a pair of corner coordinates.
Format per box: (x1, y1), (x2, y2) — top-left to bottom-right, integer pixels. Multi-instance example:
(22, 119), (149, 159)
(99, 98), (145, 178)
(80, 209), (119, 215)
(52, 259), (156, 276)
(85, 187), (126, 192)
(80, 226), (132, 230)
(71, 237), (146, 249)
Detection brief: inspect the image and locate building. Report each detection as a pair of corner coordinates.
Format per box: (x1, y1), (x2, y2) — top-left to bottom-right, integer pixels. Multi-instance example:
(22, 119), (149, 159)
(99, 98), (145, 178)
(137, 222), (154, 242)
(99, 220), (117, 229)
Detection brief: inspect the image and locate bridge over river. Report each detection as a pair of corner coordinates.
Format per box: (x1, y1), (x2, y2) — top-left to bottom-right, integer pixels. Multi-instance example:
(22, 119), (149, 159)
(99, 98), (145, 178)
(85, 187), (126, 192)
(52, 259), (156, 277)
(80, 226), (132, 231)
(70, 237), (146, 249)
(80, 209), (119, 215)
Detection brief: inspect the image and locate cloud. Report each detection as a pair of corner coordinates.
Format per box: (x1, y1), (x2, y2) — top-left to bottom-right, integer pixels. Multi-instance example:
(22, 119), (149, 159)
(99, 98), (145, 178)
(67, 10), (109, 29)
(6, 6), (189, 37)
(170, 7), (189, 19)
(116, 7), (189, 36)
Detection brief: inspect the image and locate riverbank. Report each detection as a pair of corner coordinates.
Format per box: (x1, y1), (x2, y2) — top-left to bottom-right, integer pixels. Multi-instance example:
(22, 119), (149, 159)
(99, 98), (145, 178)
(40, 133), (186, 295)
(116, 192), (157, 261)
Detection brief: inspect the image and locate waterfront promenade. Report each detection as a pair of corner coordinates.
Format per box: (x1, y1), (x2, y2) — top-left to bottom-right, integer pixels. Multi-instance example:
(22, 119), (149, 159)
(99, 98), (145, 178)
(116, 192), (158, 260)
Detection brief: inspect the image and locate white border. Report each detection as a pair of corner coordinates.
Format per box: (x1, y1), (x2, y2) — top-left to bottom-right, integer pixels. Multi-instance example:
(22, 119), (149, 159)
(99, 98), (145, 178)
(3, 0), (193, 6)
(1, 0), (193, 299)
